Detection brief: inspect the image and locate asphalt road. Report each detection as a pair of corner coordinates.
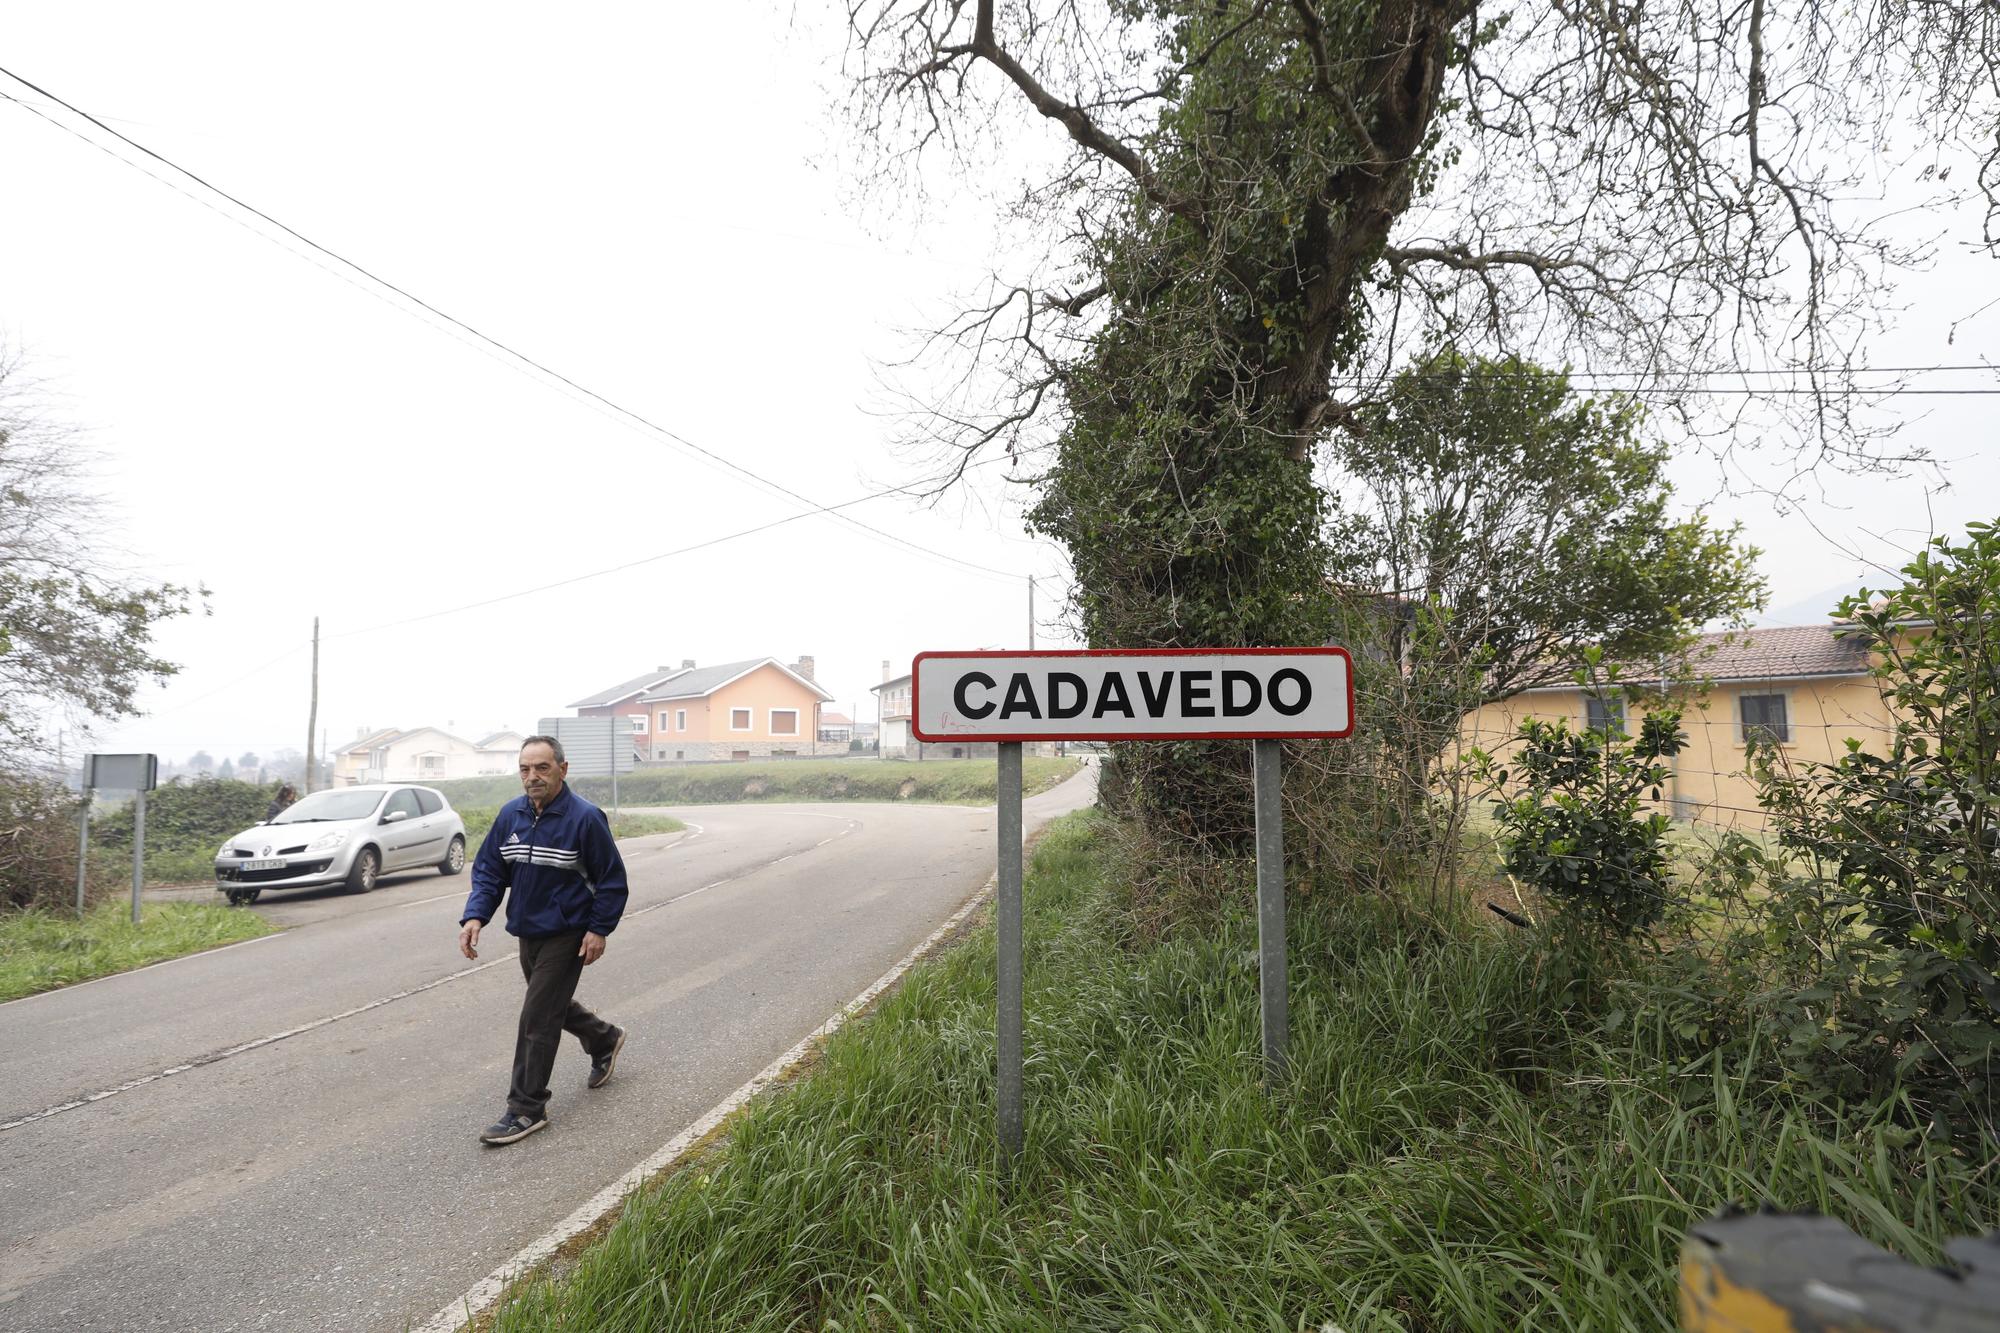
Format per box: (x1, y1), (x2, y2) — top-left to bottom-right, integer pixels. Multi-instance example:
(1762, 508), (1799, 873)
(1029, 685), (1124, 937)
(0, 765), (1095, 1332)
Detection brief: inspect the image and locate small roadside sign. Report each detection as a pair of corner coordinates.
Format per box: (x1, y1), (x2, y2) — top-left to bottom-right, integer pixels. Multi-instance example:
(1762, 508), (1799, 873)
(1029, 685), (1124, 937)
(80, 753), (159, 924)
(914, 647), (1354, 1160)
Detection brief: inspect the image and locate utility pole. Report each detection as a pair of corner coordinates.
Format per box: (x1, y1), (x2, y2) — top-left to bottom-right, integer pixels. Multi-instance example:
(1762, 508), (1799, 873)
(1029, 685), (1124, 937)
(305, 617), (320, 794)
(1028, 575), (1036, 650)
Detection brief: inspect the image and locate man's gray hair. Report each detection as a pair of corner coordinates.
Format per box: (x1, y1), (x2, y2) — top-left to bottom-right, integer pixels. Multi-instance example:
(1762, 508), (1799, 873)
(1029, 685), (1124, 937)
(521, 734), (566, 763)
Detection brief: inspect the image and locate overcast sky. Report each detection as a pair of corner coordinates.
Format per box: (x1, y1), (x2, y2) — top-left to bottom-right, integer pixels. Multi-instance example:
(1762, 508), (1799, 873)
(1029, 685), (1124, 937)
(2, 3), (1995, 767)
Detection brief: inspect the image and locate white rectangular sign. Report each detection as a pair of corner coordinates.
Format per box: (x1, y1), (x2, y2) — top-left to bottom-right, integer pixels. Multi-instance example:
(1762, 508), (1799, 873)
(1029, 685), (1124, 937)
(911, 649), (1354, 742)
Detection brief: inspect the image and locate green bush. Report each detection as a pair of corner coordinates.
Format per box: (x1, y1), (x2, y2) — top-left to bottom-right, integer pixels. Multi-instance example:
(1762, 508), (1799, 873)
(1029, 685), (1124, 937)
(1740, 522), (2000, 1143)
(0, 771), (118, 912)
(1480, 661), (1689, 939)
(95, 775), (277, 872)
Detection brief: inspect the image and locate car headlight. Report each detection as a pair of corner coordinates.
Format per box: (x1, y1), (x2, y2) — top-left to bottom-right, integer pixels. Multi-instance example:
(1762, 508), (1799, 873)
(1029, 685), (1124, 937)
(308, 831), (350, 852)
(217, 843), (236, 859)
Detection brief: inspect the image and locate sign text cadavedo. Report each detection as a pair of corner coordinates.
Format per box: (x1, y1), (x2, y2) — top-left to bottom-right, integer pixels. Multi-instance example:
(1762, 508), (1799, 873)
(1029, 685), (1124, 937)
(910, 649), (1353, 742)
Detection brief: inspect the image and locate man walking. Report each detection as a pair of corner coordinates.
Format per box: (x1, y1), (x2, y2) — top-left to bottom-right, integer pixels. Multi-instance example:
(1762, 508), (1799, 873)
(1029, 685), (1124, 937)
(458, 735), (629, 1145)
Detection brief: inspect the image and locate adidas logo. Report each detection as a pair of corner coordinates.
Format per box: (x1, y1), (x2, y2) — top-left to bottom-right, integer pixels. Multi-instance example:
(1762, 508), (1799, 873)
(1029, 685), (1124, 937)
(505, 832), (522, 844)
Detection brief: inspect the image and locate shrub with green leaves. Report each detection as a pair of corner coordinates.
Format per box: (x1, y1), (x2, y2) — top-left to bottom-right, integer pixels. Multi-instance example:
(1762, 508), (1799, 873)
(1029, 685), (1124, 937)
(1743, 522), (2000, 1141)
(1483, 672), (1688, 938)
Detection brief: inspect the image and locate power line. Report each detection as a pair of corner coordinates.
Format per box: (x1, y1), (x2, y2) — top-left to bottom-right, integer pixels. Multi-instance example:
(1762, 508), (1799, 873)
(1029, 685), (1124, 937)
(327, 457), (1023, 641)
(0, 65), (1024, 582)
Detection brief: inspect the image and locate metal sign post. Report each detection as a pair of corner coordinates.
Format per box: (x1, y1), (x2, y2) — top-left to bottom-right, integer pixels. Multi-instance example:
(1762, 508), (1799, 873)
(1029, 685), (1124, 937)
(76, 793), (92, 918)
(996, 741), (1024, 1156)
(82, 754), (158, 925)
(129, 789), (147, 925)
(910, 648), (1353, 1154)
(1252, 738), (1287, 1082)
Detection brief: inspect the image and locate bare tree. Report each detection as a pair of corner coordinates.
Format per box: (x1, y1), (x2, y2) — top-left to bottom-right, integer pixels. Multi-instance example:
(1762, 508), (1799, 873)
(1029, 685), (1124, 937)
(846, 0), (1997, 475)
(843, 0), (1996, 838)
(0, 349), (200, 752)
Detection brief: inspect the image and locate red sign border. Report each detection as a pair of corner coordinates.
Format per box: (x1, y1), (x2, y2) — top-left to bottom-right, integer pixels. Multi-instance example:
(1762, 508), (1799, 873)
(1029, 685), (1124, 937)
(908, 646), (1357, 743)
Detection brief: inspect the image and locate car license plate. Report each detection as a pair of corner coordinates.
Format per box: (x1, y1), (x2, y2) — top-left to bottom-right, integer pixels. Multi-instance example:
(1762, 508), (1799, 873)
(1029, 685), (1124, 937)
(243, 859), (286, 871)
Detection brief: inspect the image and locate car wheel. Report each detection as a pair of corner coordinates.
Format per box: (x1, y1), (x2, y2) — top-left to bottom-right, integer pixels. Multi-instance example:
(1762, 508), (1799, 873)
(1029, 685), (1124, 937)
(226, 888), (262, 906)
(347, 847), (381, 894)
(438, 836), (466, 876)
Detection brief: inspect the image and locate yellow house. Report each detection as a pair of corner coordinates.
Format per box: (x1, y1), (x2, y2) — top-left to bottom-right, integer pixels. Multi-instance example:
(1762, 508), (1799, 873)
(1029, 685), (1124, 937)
(1463, 624), (1898, 831)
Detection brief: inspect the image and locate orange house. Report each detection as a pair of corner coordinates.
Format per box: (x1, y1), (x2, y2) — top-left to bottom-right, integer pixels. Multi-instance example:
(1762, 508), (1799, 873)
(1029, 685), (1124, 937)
(572, 657), (834, 762)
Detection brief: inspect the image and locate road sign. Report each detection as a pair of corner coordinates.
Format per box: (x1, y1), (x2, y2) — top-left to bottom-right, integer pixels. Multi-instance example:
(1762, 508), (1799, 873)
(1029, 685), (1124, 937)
(83, 753), (157, 791)
(917, 647), (1354, 1160)
(910, 648), (1353, 742)
(81, 753), (158, 924)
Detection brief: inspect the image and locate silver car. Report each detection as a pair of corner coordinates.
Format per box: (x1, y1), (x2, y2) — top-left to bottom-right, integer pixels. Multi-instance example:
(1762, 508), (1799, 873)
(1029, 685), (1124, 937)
(214, 783), (468, 906)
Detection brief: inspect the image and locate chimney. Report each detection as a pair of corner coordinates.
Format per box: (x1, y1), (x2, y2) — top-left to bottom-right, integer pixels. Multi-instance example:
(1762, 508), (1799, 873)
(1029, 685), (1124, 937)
(657, 664), (671, 673)
(881, 659), (891, 683)
(793, 655), (816, 682)
(682, 658), (695, 669)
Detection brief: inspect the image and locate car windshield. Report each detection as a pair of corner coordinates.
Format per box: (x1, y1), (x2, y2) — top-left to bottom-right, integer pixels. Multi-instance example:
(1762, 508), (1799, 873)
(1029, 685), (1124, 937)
(271, 789), (384, 823)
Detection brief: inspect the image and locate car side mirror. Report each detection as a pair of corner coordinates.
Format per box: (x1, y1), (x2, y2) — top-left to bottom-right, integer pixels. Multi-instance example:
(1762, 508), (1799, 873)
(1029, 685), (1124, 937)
(382, 810), (410, 824)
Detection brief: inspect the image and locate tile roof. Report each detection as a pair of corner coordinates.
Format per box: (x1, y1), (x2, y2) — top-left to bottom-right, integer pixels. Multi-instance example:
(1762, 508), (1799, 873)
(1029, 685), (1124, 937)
(337, 727), (402, 755)
(1688, 624), (1875, 681)
(641, 658), (833, 703)
(566, 668), (689, 710)
(474, 731), (523, 750)
(1523, 623), (1875, 691)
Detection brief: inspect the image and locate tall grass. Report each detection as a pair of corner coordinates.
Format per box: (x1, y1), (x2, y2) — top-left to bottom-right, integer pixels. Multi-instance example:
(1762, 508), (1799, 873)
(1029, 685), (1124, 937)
(487, 813), (1995, 1332)
(0, 902), (273, 1001)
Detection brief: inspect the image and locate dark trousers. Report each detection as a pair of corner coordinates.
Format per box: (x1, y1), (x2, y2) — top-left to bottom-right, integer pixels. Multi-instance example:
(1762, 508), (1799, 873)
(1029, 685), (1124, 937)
(509, 929), (617, 1118)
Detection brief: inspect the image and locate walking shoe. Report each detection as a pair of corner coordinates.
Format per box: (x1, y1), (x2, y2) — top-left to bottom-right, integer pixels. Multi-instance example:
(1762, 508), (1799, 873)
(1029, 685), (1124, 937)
(479, 1109), (548, 1145)
(587, 1026), (627, 1090)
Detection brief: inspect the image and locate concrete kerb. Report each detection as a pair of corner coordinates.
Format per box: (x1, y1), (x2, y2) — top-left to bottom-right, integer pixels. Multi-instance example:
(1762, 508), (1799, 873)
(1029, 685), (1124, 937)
(411, 867), (1006, 1333)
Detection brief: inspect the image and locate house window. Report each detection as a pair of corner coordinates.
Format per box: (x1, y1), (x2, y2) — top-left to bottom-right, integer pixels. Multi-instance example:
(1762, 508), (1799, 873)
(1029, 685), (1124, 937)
(419, 754), (446, 774)
(731, 750), (750, 761)
(730, 708), (752, 731)
(1584, 693), (1626, 735)
(676, 709), (687, 731)
(675, 750), (685, 760)
(770, 708), (799, 736)
(658, 711), (671, 732)
(630, 714), (648, 734)
(1741, 692), (1790, 745)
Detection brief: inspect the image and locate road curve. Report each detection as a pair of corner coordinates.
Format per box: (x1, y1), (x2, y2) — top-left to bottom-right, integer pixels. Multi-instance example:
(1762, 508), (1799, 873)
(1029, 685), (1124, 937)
(0, 765), (1095, 1332)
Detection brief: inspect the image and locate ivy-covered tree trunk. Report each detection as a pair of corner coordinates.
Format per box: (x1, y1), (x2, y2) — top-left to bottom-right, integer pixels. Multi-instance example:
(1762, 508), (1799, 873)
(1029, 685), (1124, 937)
(847, 0), (1996, 847)
(1016, 4), (1465, 845)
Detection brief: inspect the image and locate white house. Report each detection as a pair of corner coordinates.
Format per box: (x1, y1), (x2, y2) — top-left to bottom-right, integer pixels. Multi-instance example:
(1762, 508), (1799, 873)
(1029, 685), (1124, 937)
(334, 727), (496, 784)
(473, 731), (526, 775)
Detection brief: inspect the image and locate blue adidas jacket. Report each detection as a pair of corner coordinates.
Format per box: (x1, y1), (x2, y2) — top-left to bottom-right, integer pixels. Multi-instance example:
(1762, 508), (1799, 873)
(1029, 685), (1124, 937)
(461, 784), (629, 938)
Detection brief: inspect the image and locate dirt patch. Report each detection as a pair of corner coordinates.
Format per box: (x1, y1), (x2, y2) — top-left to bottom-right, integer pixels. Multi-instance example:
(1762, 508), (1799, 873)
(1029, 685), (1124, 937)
(896, 778), (918, 799)
(741, 779), (768, 798)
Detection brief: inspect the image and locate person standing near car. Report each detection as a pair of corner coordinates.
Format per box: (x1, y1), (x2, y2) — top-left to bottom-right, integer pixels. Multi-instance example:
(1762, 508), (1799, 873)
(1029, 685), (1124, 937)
(457, 735), (629, 1145)
(264, 783), (298, 824)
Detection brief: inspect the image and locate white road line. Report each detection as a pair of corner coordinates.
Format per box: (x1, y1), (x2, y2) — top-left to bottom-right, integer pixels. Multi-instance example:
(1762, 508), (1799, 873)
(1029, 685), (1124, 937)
(411, 870), (999, 1333)
(0, 952), (523, 1134)
(0, 834), (813, 1135)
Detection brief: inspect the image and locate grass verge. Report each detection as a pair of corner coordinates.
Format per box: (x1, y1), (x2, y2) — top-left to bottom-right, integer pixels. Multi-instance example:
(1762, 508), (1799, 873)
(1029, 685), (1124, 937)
(0, 901), (274, 1002)
(455, 809), (688, 845)
(484, 810), (1997, 1332)
(433, 757), (1082, 811)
